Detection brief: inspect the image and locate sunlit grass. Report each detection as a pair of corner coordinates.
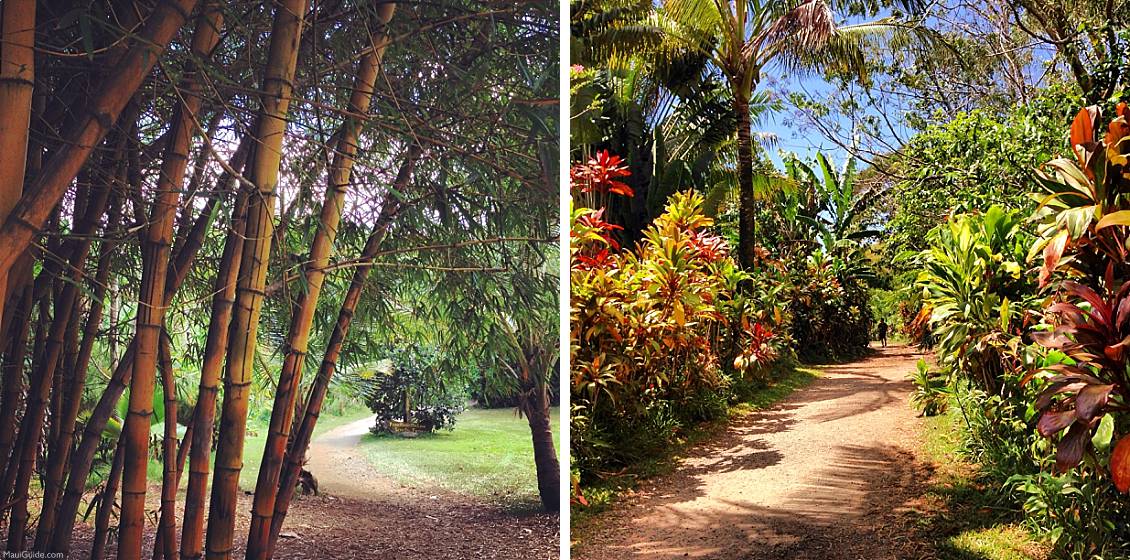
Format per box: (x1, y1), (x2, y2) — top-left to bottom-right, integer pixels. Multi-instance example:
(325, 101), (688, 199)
(919, 404), (1051, 560)
(357, 407), (560, 508)
(945, 526), (1050, 560)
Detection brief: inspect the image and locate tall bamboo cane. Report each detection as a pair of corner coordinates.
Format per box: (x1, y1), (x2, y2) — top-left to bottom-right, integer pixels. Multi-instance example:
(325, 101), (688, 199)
(49, 151), (243, 553)
(179, 185), (249, 560)
(268, 148), (420, 554)
(116, 2), (223, 556)
(204, 0), (308, 557)
(0, 0), (199, 280)
(0, 0), (36, 331)
(246, 7), (396, 556)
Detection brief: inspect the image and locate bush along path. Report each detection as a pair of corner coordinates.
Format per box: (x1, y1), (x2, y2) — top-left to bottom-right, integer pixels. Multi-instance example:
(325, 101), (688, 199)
(573, 345), (939, 560)
(66, 415), (559, 560)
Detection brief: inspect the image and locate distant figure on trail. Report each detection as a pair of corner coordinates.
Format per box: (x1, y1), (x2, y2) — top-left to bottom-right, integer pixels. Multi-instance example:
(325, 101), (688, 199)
(877, 320), (888, 347)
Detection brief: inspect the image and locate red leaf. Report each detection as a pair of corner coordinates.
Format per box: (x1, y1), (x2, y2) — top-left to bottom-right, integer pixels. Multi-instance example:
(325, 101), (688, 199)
(1056, 422), (1090, 472)
(1074, 384), (1114, 421)
(1034, 381), (1087, 411)
(1062, 281), (1111, 326)
(1040, 230), (1069, 288)
(1112, 434), (1130, 493)
(1037, 409), (1076, 438)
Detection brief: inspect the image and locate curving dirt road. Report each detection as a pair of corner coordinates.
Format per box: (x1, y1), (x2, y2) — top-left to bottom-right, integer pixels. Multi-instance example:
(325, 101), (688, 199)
(65, 414), (558, 559)
(573, 345), (934, 560)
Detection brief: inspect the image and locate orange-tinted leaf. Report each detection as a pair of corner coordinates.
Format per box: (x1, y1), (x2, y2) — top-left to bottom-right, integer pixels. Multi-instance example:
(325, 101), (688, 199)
(1112, 434), (1130, 493)
(1040, 229), (1069, 288)
(1119, 102), (1128, 119)
(1070, 106), (1100, 170)
(1096, 210), (1130, 231)
(1107, 118), (1130, 147)
(1071, 106), (1099, 149)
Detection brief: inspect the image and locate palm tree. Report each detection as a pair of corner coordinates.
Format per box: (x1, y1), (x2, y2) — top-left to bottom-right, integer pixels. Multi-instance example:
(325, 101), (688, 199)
(581, 0), (922, 268)
(784, 152), (882, 286)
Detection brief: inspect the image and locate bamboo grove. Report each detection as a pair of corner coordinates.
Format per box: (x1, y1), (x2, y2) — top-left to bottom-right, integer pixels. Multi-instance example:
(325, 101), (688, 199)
(0, 0), (558, 557)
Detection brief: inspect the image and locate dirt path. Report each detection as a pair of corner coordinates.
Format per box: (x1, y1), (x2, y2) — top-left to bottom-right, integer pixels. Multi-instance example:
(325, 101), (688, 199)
(64, 415), (558, 559)
(573, 345), (935, 560)
(304, 414), (417, 503)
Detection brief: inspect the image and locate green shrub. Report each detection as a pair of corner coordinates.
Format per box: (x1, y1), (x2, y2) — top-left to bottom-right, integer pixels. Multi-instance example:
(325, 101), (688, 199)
(909, 359), (949, 417)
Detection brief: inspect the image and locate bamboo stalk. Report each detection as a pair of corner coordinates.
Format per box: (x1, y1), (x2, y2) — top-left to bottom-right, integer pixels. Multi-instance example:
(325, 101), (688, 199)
(204, 0), (308, 556)
(34, 192), (123, 548)
(0, 0), (36, 332)
(268, 148), (419, 554)
(50, 154), (235, 554)
(0, 0), (199, 279)
(0, 283), (32, 480)
(155, 330), (180, 560)
(245, 7), (397, 555)
(90, 430), (126, 560)
(6, 179), (112, 549)
(179, 183), (249, 560)
(117, 2), (223, 556)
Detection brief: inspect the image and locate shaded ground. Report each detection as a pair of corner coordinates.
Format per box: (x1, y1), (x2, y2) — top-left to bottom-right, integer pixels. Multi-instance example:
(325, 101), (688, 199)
(573, 345), (937, 560)
(60, 415), (558, 559)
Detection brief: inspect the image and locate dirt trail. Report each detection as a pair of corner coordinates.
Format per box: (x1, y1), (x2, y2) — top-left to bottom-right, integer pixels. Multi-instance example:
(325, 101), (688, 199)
(574, 345), (934, 560)
(63, 414), (558, 559)
(304, 414), (416, 503)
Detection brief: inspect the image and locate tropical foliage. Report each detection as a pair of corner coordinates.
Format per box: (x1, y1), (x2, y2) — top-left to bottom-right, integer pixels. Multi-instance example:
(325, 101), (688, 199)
(913, 105), (1130, 556)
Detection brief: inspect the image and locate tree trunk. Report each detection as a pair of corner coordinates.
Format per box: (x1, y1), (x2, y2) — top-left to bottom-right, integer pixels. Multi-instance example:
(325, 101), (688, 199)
(245, 9), (395, 553)
(179, 184), (249, 560)
(205, 1), (308, 557)
(0, 0), (199, 280)
(268, 149), (419, 555)
(523, 379), (559, 512)
(117, 3), (223, 556)
(734, 94), (756, 270)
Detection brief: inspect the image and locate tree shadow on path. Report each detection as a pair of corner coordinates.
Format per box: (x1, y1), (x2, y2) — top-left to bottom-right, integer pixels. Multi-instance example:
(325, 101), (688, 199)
(575, 345), (961, 560)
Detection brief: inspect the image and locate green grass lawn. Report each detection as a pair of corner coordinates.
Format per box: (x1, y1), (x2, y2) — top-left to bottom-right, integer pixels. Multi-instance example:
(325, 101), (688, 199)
(356, 407), (560, 507)
(918, 405), (1051, 560)
(145, 401), (373, 491)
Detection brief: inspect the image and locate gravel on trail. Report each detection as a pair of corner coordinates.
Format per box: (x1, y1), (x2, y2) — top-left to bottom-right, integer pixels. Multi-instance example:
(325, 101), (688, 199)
(573, 345), (937, 560)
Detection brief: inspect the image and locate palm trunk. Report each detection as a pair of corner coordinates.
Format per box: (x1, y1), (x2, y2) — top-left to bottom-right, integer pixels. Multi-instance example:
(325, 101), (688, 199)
(0, 0), (37, 331)
(0, 0), (199, 280)
(734, 94), (756, 270)
(268, 150), (419, 554)
(179, 184), (249, 560)
(523, 378), (559, 512)
(205, 2), (308, 557)
(246, 8), (396, 555)
(117, 3), (223, 556)
(91, 431), (126, 560)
